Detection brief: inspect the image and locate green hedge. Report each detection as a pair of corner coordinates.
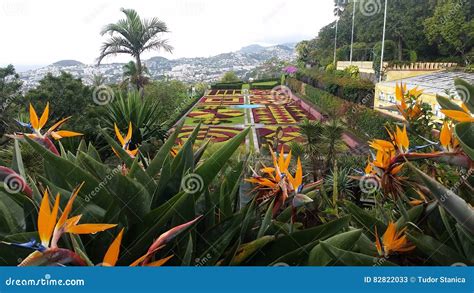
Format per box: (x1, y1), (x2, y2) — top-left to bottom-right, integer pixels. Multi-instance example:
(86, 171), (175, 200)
(211, 82), (244, 89)
(250, 80), (279, 90)
(287, 78), (394, 141)
(296, 69), (374, 106)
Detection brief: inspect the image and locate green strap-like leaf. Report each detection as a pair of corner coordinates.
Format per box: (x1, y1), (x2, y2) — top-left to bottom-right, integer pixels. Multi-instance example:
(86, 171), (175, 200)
(407, 162), (474, 234)
(455, 122), (474, 161)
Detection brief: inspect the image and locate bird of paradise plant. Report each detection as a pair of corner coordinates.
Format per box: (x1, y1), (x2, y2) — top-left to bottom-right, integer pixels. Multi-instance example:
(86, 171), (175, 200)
(113, 122), (138, 158)
(2, 184), (117, 266)
(439, 121), (460, 152)
(362, 126), (410, 199)
(361, 119), (473, 200)
(246, 148), (312, 217)
(9, 103), (82, 155)
(395, 83), (423, 121)
(101, 215), (202, 267)
(375, 221), (415, 257)
(440, 100), (474, 123)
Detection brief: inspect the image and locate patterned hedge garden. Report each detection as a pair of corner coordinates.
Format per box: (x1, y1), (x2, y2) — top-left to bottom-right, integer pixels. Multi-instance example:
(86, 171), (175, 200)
(177, 88), (316, 152)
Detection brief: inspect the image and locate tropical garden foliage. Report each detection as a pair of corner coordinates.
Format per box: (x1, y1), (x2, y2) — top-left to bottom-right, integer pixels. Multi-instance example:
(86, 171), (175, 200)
(0, 76), (472, 266)
(0, 6), (472, 268)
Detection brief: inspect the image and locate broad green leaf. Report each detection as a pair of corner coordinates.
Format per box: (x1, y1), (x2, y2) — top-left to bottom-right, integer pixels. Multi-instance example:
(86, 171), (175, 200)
(455, 122), (474, 161)
(100, 129), (156, 194)
(344, 200), (386, 236)
(24, 136), (112, 208)
(195, 128), (249, 188)
(454, 78), (474, 113)
(230, 236), (275, 265)
(408, 232), (468, 265)
(395, 204), (424, 229)
(123, 192), (192, 264)
(407, 163), (474, 234)
(456, 224), (474, 261)
(245, 216), (350, 265)
(308, 229), (362, 265)
(436, 95), (463, 112)
(147, 121), (184, 176)
(11, 140), (25, 178)
(257, 199), (275, 238)
(319, 242), (396, 266)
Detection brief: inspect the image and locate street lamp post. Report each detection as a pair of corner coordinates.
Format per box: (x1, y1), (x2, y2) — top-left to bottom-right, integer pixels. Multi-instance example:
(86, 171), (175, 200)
(379, 0), (388, 82)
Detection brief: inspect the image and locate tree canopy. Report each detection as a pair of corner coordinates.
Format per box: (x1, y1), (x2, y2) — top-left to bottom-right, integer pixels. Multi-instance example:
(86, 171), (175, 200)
(298, 0), (473, 67)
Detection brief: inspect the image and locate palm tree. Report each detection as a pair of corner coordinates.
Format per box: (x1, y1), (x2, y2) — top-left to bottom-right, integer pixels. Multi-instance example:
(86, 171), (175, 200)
(97, 8), (172, 93)
(89, 74), (106, 87)
(320, 118), (346, 172)
(290, 119), (324, 181)
(122, 61), (150, 91)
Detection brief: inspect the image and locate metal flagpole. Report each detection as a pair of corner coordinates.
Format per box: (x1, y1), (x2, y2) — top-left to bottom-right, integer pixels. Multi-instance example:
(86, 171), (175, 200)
(379, 0), (388, 82)
(350, 0), (357, 64)
(333, 14), (339, 65)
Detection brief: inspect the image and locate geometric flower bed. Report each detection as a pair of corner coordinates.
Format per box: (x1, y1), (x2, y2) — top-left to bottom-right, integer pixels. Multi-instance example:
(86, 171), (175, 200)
(256, 125), (304, 152)
(179, 88), (317, 152)
(207, 89), (242, 96)
(253, 105), (311, 124)
(185, 106), (244, 125)
(177, 126), (243, 144)
(199, 96), (244, 105)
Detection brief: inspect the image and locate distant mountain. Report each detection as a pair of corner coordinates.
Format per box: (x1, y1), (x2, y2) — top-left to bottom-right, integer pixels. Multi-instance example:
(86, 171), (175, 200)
(239, 44), (266, 54)
(19, 43), (296, 89)
(52, 60), (84, 67)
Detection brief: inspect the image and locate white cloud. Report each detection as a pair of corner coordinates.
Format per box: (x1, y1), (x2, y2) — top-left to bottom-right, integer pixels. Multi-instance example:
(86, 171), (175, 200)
(0, 0), (334, 66)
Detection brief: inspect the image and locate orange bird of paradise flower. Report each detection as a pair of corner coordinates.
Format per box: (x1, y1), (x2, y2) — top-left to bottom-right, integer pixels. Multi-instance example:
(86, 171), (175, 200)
(10, 103), (82, 155)
(246, 148), (310, 216)
(2, 183), (117, 266)
(441, 102), (474, 123)
(101, 215), (202, 267)
(113, 122), (139, 158)
(375, 222), (415, 257)
(395, 83), (424, 121)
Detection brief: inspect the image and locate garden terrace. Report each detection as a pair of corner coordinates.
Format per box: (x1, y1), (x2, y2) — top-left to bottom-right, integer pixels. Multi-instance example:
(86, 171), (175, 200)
(177, 88), (318, 152)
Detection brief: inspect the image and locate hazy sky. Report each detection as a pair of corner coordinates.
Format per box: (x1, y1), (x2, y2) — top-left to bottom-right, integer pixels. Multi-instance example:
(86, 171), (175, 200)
(0, 0), (334, 69)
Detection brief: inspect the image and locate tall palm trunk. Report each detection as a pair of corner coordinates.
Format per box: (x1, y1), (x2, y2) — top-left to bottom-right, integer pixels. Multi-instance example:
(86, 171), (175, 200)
(135, 54), (145, 99)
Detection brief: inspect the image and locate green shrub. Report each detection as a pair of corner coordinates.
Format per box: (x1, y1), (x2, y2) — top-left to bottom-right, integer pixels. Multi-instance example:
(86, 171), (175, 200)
(295, 69), (374, 105)
(211, 82), (243, 89)
(287, 78), (394, 141)
(250, 79), (279, 89)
